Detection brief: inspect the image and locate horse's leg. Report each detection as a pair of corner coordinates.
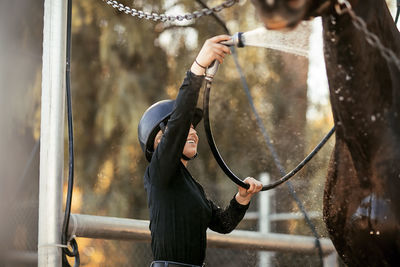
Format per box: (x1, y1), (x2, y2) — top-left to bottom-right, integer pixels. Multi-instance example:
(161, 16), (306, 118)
(324, 138), (400, 266)
(324, 138), (357, 265)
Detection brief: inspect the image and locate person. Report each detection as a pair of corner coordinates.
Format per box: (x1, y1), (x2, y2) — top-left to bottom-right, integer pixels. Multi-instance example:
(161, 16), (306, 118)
(138, 35), (263, 267)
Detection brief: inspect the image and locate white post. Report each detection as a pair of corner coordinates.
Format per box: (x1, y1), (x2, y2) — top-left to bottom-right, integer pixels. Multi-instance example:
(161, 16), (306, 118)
(323, 252), (338, 267)
(258, 173), (274, 266)
(38, 0), (67, 266)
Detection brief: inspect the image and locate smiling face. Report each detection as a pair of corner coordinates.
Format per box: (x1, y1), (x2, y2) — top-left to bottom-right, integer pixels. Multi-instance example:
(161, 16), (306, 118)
(153, 124), (199, 159)
(182, 125), (199, 159)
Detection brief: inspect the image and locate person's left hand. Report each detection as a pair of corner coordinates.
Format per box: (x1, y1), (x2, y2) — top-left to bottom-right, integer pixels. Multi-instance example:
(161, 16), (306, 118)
(235, 177), (263, 205)
(190, 35), (231, 75)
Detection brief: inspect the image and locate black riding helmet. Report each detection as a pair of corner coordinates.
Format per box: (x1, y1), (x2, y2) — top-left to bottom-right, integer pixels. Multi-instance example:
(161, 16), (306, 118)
(138, 100), (203, 162)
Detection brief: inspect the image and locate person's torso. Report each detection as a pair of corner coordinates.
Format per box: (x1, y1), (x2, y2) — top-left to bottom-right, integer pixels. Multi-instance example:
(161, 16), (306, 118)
(144, 164), (211, 265)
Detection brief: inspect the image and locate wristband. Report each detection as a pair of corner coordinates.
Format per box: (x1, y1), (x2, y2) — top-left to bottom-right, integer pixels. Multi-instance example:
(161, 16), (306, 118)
(195, 60), (206, 69)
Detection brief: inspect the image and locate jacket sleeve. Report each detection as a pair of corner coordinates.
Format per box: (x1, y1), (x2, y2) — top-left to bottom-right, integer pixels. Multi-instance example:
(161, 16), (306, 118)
(208, 196), (250, 234)
(148, 71), (204, 187)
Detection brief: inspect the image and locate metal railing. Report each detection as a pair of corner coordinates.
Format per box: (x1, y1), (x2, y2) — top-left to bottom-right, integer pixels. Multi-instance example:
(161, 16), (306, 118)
(67, 214), (336, 255)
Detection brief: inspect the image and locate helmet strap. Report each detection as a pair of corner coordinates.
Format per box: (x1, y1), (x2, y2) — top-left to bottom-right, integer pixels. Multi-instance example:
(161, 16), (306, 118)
(159, 121), (167, 133)
(181, 152), (198, 161)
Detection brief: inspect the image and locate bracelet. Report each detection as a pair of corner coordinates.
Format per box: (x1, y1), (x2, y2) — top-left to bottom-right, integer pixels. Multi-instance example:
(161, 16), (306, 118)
(195, 60), (206, 69)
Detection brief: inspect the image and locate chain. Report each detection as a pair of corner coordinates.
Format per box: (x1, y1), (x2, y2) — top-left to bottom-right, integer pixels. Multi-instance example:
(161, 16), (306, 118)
(102, 0), (239, 22)
(335, 0), (400, 70)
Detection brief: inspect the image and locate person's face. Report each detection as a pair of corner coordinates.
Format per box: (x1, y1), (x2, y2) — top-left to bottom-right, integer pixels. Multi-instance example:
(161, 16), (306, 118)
(153, 125), (199, 158)
(182, 125), (198, 159)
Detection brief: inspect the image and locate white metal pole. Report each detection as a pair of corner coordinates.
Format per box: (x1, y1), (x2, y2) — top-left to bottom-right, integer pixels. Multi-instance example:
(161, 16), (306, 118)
(38, 0), (67, 265)
(323, 252), (338, 267)
(258, 173), (274, 267)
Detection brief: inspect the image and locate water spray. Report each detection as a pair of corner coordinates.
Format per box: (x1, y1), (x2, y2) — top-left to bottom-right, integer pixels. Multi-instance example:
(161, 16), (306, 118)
(205, 24), (310, 81)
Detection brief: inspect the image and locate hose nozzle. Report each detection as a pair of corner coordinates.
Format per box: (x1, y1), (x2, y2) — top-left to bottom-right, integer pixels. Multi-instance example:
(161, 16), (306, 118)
(205, 32), (244, 82)
(220, 32), (244, 47)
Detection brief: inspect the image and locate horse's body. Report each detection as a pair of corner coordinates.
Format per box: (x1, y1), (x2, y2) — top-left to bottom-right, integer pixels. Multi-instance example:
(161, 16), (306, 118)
(251, 0), (400, 265)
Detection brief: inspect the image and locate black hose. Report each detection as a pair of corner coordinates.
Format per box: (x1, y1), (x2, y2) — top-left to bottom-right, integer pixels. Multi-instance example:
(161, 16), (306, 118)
(203, 82), (250, 189)
(203, 80), (335, 191)
(62, 0), (80, 265)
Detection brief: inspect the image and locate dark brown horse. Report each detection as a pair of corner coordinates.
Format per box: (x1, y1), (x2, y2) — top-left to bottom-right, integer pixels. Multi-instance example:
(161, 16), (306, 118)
(250, 0), (400, 266)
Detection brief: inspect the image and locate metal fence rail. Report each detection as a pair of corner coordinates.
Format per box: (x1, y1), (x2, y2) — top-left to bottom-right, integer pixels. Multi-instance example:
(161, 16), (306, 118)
(68, 214), (336, 255)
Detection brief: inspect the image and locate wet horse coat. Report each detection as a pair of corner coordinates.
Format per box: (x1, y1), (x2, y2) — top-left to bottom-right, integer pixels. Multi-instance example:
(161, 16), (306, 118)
(251, 0), (400, 265)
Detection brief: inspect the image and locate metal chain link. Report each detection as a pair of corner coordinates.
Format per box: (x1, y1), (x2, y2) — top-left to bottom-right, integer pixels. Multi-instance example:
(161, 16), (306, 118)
(102, 0), (239, 22)
(335, 0), (400, 70)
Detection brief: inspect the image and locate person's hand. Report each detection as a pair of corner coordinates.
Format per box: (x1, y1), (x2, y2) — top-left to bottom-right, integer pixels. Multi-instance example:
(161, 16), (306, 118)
(190, 35), (231, 75)
(235, 177), (263, 205)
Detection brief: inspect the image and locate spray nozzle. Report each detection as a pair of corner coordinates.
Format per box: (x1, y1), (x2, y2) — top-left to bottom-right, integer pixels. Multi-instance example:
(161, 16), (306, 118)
(220, 32), (244, 47)
(205, 32), (244, 82)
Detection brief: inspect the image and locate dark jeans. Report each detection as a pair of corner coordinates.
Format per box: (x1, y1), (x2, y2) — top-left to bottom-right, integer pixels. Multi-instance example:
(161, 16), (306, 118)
(150, 260), (204, 267)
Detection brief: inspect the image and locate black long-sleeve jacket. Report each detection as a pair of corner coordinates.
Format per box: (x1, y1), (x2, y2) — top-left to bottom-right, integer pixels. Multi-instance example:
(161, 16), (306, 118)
(143, 71), (249, 266)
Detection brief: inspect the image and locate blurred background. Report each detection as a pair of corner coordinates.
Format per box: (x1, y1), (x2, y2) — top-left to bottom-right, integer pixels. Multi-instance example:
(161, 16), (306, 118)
(0, 0), (398, 266)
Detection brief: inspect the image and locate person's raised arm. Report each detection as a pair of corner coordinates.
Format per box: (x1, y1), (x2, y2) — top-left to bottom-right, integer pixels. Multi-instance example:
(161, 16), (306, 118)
(150, 35), (231, 186)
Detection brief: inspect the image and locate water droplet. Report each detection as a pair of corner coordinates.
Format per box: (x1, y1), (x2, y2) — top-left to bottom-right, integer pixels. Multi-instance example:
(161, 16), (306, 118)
(335, 88), (341, 94)
(339, 96), (344, 101)
(346, 75), (351, 81)
(370, 231), (374, 235)
(351, 116), (355, 120)
(371, 115), (376, 121)
(376, 231), (380, 235)
(331, 38), (336, 42)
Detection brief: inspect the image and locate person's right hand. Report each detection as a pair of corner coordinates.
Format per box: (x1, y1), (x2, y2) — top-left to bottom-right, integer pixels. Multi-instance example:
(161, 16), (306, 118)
(191, 35), (231, 75)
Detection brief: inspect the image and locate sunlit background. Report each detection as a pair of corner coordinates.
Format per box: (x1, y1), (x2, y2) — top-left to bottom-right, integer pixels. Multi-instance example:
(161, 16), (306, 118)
(0, 0), (398, 266)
